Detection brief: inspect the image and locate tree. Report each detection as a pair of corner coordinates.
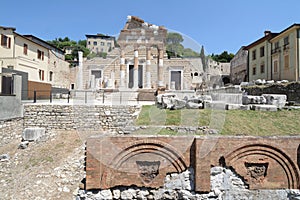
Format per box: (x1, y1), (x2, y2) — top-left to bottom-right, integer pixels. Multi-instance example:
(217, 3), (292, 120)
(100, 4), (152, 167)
(200, 46), (206, 72)
(210, 51), (234, 63)
(166, 32), (199, 58)
(78, 40), (87, 47)
(166, 32), (183, 45)
(47, 37), (90, 61)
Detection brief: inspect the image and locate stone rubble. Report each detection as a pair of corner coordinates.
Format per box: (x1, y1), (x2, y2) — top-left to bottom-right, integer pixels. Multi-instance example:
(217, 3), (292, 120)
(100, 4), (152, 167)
(76, 166), (300, 200)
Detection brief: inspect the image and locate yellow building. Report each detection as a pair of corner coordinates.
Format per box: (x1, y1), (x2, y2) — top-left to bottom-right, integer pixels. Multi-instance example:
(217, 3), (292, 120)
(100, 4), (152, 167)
(246, 24), (300, 82)
(0, 26), (71, 99)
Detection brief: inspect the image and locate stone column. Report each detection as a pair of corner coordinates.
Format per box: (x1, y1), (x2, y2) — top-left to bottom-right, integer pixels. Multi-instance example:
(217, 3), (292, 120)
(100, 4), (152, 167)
(110, 70), (115, 89)
(76, 51), (83, 90)
(145, 47), (152, 89)
(120, 49), (126, 88)
(133, 49), (139, 89)
(157, 48), (164, 87)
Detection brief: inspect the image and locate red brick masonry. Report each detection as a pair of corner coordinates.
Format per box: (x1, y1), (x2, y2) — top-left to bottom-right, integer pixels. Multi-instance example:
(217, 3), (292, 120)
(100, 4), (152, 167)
(86, 135), (300, 192)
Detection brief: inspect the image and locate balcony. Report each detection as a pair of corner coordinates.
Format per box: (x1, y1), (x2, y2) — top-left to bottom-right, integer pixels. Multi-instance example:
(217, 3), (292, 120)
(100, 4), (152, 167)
(271, 47), (281, 54)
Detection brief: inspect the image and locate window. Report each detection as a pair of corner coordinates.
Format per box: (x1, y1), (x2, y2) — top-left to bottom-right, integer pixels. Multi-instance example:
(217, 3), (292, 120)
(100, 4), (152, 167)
(39, 69), (44, 81)
(1, 34), (11, 48)
(284, 36), (289, 46)
(91, 70), (102, 78)
(260, 64), (265, 74)
(37, 50), (44, 60)
(23, 44), (28, 55)
(252, 50), (256, 60)
(107, 42), (111, 47)
(274, 60), (278, 73)
(252, 66), (256, 75)
(275, 42), (279, 49)
(93, 41), (97, 46)
(49, 71), (53, 81)
(101, 42), (105, 46)
(260, 46), (265, 57)
(284, 54), (289, 69)
(88, 41), (91, 45)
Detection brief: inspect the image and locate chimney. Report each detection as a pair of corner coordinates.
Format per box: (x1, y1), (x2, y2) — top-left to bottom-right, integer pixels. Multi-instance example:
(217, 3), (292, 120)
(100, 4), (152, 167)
(264, 30), (271, 36)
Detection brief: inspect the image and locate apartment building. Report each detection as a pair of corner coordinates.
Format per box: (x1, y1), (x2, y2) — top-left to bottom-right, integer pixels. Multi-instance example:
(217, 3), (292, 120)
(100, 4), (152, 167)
(0, 26), (71, 99)
(245, 24), (300, 82)
(86, 34), (115, 54)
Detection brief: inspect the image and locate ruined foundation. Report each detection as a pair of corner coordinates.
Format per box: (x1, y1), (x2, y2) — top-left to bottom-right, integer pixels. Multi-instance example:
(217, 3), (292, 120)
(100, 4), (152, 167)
(81, 135), (300, 199)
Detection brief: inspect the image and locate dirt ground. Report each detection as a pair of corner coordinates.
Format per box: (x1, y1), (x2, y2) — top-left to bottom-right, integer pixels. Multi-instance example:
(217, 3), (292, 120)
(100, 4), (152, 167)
(0, 130), (97, 200)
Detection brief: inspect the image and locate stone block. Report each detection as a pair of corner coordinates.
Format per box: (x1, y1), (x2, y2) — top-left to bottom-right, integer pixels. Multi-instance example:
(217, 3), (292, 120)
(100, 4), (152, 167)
(204, 101), (226, 110)
(186, 101), (203, 109)
(262, 94), (287, 109)
(211, 93), (242, 104)
(242, 95), (267, 105)
(22, 127), (45, 141)
(226, 104), (250, 110)
(251, 104), (277, 111)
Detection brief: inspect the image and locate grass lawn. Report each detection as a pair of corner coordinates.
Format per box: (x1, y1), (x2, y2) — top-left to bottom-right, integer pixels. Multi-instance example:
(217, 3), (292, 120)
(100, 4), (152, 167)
(135, 105), (300, 136)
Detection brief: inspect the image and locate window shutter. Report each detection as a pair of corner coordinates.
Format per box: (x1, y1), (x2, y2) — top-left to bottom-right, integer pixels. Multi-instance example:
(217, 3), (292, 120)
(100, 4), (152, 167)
(8, 37), (11, 48)
(42, 70), (44, 81)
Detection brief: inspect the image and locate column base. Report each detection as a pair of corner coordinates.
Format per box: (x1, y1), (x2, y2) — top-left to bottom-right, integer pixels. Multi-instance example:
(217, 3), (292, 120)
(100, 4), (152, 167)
(157, 81), (165, 87)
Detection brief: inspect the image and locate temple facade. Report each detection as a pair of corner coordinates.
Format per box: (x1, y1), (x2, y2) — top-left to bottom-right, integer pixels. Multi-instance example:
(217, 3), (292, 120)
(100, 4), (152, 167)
(79, 16), (228, 91)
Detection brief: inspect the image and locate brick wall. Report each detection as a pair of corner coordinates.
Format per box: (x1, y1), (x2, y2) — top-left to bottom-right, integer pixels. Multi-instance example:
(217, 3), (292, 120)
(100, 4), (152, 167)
(86, 135), (300, 192)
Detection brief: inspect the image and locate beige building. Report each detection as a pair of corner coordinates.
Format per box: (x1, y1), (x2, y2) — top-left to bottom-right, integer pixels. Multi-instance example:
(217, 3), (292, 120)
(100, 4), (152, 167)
(246, 24), (300, 82)
(86, 34), (115, 54)
(230, 46), (248, 84)
(0, 26), (71, 98)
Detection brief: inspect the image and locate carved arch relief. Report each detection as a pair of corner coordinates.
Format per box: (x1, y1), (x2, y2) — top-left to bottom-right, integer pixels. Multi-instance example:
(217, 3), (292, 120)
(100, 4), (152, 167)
(100, 140), (188, 188)
(225, 144), (300, 189)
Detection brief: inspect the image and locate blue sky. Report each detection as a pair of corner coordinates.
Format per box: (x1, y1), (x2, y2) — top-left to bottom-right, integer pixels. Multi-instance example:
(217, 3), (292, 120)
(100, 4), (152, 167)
(1, 0), (300, 54)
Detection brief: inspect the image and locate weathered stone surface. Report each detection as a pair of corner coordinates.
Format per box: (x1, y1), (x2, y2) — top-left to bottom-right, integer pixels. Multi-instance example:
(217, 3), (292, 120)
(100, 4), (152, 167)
(87, 135), (300, 193)
(168, 98), (186, 110)
(244, 82), (300, 103)
(78, 165), (300, 199)
(186, 101), (203, 109)
(23, 105), (141, 135)
(22, 127), (45, 141)
(113, 189), (121, 199)
(226, 104), (250, 110)
(204, 101), (226, 110)
(99, 189), (113, 199)
(251, 104), (277, 111)
(242, 95), (267, 105)
(0, 154), (10, 161)
(120, 190), (134, 200)
(211, 93), (243, 104)
(18, 141), (29, 149)
(262, 94), (287, 109)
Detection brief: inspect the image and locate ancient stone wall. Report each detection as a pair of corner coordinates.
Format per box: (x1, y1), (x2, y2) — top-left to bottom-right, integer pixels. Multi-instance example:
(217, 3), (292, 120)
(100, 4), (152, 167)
(0, 118), (23, 147)
(244, 82), (300, 103)
(23, 105), (141, 134)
